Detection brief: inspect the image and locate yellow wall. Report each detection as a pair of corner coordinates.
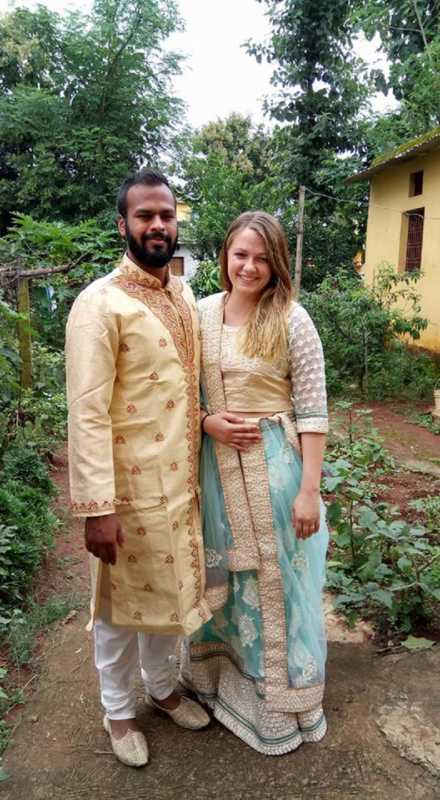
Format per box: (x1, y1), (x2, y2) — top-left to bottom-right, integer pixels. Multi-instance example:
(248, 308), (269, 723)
(363, 150), (440, 353)
(176, 201), (190, 223)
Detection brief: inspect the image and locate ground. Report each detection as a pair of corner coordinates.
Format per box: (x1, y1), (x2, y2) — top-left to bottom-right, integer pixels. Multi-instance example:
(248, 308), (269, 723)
(1, 402), (439, 799)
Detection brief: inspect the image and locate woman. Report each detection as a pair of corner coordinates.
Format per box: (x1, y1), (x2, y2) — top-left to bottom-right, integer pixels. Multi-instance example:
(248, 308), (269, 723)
(181, 211), (329, 755)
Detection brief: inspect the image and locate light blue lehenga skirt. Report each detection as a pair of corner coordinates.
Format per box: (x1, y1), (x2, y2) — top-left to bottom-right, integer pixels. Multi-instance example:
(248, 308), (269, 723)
(181, 418), (329, 755)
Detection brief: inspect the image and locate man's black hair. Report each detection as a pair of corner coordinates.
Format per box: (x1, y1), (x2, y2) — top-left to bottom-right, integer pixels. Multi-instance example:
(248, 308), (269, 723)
(117, 168), (175, 218)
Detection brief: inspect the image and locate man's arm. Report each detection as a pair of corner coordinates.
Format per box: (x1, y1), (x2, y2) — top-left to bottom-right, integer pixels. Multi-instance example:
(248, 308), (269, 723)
(66, 289), (122, 563)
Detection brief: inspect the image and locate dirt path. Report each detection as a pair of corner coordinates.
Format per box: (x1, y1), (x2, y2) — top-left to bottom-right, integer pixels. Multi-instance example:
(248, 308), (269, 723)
(2, 426), (440, 800)
(334, 401), (440, 473)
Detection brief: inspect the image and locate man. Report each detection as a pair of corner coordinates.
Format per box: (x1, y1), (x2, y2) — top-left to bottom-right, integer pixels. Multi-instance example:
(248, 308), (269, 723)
(66, 168), (211, 768)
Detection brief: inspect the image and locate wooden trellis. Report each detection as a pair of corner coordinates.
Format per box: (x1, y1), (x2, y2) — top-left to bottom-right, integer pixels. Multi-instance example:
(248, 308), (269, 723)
(0, 260), (82, 389)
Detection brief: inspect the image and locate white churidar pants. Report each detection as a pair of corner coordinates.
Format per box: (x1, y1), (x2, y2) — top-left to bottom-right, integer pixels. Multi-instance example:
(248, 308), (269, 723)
(94, 617), (178, 719)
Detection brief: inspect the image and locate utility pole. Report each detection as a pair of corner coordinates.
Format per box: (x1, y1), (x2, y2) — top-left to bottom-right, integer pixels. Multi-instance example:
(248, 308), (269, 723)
(294, 185), (306, 297)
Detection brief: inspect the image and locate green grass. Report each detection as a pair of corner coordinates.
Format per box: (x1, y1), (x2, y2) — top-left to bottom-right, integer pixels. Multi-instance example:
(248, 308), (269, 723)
(0, 593), (85, 770)
(410, 412), (440, 435)
(6, 594), (85, 667)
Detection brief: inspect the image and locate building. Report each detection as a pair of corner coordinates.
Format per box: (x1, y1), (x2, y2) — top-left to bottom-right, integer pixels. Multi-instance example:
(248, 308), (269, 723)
(347, 127), (440, 353)
(169, 202), (199, 281)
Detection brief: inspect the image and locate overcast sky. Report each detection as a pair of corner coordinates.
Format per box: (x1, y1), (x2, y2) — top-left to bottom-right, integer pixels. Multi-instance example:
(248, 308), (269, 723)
(1, 0), (397, 127)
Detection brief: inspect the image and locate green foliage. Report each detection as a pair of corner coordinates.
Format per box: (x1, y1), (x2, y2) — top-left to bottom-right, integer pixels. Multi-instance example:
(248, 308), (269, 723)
(181, 115), (284, 261)
(408, 495), (440, 535)
(0, 214), (122, 348)
(189, 260), (221, 299)
(355, 0), (440, 126)
(411, 412), (440, 436)
(0, 594), (84, 768)
(324, 404), (440, 632)
(4, 595), (84, 667)
(248, 0), (371, 182)
(0, 443), (59, 612)
(303, 265), (435, 398)
(244, 2), (374, 289)
(1, 439), (57, 496)
(0, 0), (185, 229)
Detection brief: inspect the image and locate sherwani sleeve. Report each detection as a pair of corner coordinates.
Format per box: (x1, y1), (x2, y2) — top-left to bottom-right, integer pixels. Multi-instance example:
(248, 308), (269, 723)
(287, 303), (328, 434)
(66, 289), (119, 517)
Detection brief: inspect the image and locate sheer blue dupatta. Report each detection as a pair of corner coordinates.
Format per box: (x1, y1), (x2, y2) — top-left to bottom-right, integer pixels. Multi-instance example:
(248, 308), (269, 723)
(200, 387), (232, 611)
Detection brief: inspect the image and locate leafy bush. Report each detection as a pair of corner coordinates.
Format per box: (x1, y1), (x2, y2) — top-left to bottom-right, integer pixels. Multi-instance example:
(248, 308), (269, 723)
(0, 444), (59, 611)
(0, 214), (122, 350)
(303, 265), (438, 399)
(2, 439), (57, 496)
(189, 259), (221, 299)
(323, 405), (440, 633)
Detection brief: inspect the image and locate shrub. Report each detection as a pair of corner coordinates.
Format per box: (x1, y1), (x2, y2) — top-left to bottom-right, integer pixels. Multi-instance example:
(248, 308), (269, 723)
(189, 259), (221, 299)
(323, 405), (440, 632)
(0, 445), (59, 611)
(302, 265), (438, 399)
(2, 440), (57, 496)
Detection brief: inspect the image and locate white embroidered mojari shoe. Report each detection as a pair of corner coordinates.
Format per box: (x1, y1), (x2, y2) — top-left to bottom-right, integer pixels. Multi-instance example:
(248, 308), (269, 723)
(103, 716), (149, 767)
(145, 693), (210, 730)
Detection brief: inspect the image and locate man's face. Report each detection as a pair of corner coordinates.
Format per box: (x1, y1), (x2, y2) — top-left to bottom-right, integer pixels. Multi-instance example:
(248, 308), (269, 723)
(118, 183), (178, 269)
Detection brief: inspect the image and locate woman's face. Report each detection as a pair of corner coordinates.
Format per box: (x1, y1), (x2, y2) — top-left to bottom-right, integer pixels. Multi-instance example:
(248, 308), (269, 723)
(227, 227), (272, 299)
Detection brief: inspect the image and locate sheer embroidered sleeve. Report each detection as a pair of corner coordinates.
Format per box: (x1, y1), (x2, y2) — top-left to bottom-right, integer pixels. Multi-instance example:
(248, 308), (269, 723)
(287, 303), (328, 434)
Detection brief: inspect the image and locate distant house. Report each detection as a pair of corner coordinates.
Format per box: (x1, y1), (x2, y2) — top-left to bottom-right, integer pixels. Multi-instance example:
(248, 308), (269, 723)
(169, 202), (199, 281)
(347, 127), (440, 354)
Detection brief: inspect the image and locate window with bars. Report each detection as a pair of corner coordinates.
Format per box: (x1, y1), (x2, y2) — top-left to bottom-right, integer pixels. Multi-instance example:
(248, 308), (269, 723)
(404, 208), (424, 272)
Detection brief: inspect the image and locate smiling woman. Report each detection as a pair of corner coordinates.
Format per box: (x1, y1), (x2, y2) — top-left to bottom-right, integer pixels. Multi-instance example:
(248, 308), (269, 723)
(181, 210), (330, 756)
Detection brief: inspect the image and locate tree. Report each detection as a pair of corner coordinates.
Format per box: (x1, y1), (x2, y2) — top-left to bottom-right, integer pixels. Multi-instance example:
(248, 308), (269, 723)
(355, 0), (440, 132)
(181, 114), (283, 260)
(0, 0), (185, 230)
(246, 1), (370, 287)
(247, 0), (371, 186)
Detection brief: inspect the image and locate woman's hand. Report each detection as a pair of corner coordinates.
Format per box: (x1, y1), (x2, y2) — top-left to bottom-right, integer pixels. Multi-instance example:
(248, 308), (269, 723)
(203, 412), (261, 451)
(292, 488), (320, 539)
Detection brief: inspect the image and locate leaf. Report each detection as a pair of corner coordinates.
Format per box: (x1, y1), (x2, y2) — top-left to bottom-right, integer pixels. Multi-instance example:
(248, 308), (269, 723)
(401, 636), (435, 652)
(370, 588), (394, 609)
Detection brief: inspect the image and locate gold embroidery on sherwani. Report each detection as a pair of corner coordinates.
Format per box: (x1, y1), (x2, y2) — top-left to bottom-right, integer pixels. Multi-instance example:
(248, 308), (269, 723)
(199, 293), (260, 571)
(111, 261), (205, 613)
(70, 497), (129, 514)
(68, 254), (211, 634)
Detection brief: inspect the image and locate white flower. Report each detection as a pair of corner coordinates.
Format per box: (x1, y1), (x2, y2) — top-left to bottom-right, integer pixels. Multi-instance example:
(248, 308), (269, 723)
(238, 614), (258, 647)
(292, 552), (308, 572)
(289, 606), (302, 637)
(242, 576), (260, 610)
(232, 574), (241, 594)
(205, 548), (223, 569)
(302, 657), (318, 681)
(268, 461), (289, 491)
(281, 443), (295, 464)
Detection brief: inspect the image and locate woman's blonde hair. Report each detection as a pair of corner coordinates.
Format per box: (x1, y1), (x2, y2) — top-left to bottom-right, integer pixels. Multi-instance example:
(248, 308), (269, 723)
(219, 211), (294, 362)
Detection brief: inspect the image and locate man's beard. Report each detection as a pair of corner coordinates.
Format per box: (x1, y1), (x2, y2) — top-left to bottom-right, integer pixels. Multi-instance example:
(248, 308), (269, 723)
(126, 225), (177, 269)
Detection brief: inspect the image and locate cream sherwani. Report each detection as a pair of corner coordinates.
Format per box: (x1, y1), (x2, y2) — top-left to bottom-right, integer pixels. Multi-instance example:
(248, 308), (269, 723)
(66, 255), (211, 637)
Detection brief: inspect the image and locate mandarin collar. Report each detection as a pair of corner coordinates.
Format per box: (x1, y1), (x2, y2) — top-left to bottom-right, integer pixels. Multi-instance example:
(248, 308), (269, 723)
(119, 253), (171, 290)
